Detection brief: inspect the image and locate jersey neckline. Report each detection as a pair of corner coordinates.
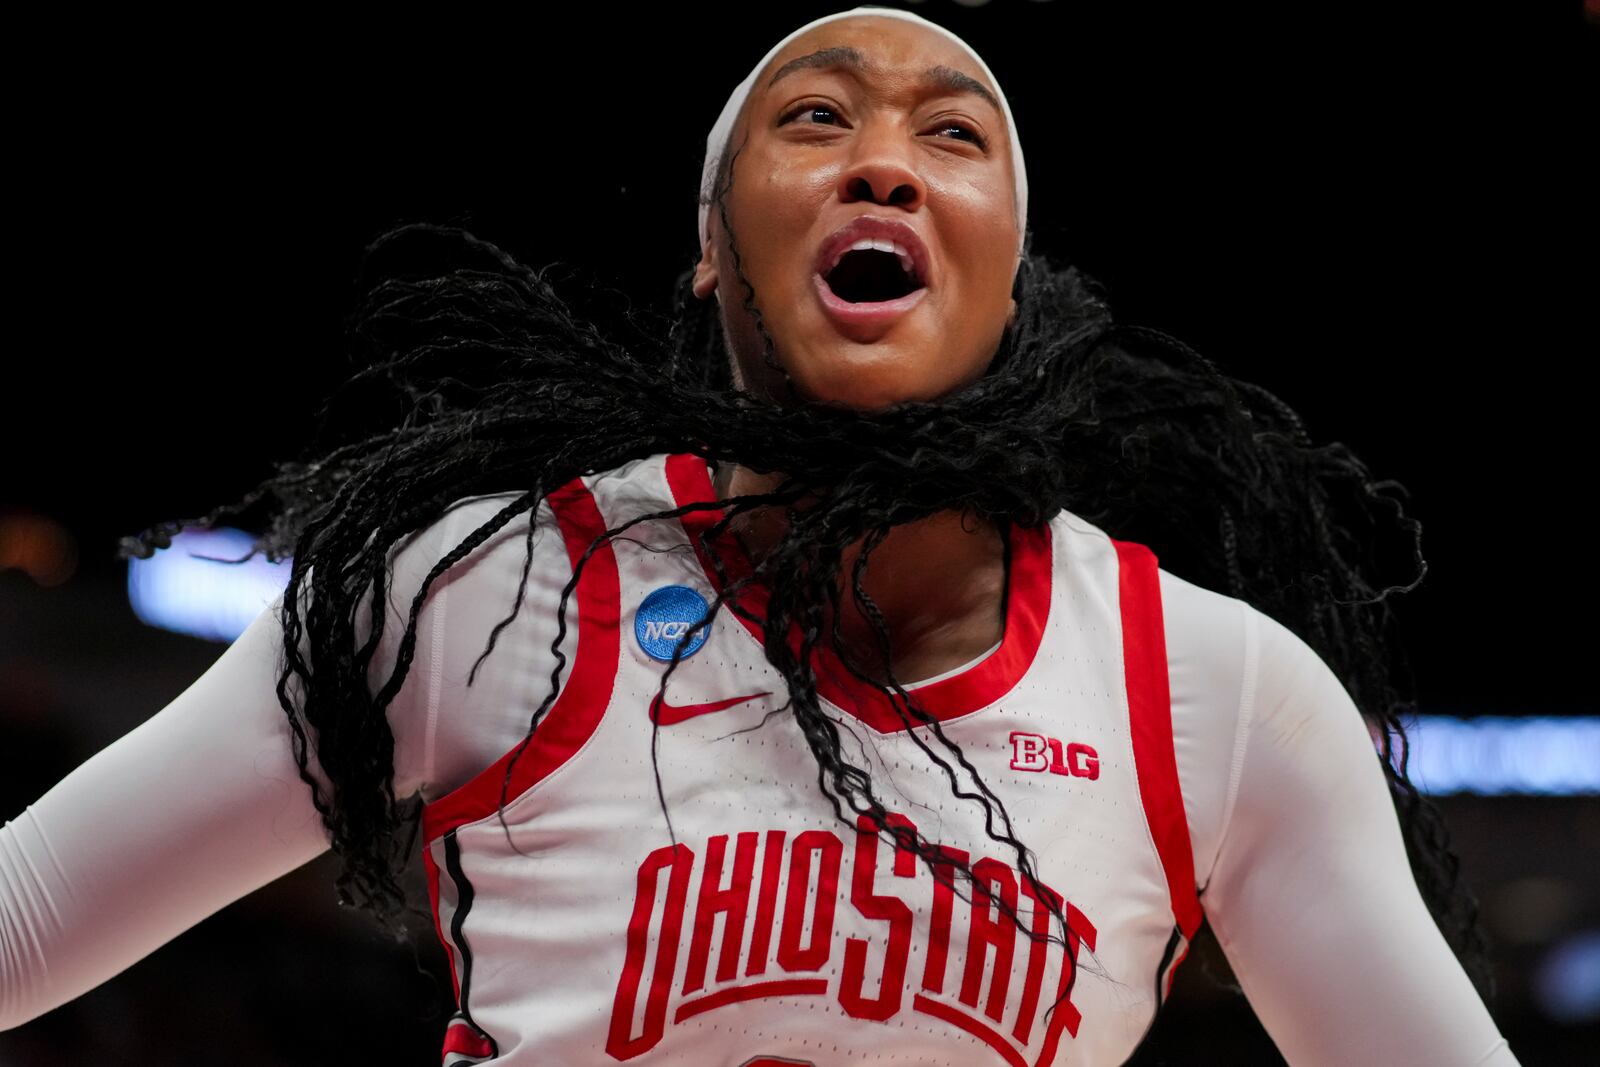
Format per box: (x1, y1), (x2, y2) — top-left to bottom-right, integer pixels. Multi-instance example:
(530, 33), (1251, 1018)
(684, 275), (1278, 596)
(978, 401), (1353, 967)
(662, 453), (1052, 733)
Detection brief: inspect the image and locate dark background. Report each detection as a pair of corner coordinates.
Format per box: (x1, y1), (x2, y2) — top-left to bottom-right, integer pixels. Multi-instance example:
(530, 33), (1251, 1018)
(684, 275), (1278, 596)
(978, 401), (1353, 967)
(2, 1), (1594, 1063)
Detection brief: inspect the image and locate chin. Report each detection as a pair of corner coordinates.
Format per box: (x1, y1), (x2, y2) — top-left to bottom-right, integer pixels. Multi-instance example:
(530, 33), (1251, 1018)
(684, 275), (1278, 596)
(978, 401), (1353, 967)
(790, 364), (948, 413)
(738, 324), (974, 412)
(790, 337), (979, 412)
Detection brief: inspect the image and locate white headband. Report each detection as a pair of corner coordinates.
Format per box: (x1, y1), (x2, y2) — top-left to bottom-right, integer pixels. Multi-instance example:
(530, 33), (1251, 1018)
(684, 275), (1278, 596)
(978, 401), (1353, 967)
(697, 4), (1027, 259)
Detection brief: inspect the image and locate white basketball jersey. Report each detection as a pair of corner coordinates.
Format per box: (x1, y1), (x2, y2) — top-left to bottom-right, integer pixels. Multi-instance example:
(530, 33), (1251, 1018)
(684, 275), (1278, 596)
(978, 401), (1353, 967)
(418, 452), (1202, 1066)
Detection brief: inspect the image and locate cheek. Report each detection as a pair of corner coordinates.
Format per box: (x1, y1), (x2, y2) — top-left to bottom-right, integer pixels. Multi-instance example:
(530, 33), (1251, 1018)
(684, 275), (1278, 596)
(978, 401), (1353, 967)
(948, 245), (1017, 375)
(945, 169), (1017, 241)
(734, 157), (835, 283)
(949, 235), (1016, 317)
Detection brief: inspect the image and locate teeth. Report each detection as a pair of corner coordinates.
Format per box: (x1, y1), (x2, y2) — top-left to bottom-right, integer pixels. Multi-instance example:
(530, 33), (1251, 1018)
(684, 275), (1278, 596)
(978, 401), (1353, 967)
(829, 237), (921, 282)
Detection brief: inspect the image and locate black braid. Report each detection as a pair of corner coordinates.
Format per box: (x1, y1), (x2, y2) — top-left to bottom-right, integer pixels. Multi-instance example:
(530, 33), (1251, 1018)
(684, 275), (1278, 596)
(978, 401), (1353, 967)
(117, 139), (1494, 1007)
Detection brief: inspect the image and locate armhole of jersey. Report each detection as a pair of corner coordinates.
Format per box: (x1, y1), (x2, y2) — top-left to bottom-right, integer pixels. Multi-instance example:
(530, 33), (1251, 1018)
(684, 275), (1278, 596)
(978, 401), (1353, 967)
(1113, 539), (1203, 972)
(420, 475), (622, 843)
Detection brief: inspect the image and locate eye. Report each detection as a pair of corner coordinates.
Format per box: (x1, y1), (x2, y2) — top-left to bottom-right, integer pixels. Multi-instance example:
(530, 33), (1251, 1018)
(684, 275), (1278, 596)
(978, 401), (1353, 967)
(931, 119), (987, 150)
(779, 101), (846, 128)
(778, 101), (988, 150)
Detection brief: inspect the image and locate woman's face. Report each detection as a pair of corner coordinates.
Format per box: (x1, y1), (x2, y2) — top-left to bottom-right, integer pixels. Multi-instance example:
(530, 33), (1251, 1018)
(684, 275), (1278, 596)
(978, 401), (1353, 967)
(692, 16), (1019, 412)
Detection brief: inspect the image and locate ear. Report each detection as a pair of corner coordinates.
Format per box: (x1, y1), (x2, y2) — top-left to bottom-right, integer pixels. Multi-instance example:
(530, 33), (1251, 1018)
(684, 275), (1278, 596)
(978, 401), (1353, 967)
(692, 241), (720, 301)
(1006, 296), (1017, 330)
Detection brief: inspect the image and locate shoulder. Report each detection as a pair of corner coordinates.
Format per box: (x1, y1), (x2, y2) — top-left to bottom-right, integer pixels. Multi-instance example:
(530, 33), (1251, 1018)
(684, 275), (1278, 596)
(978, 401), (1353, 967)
(1151, 564), (1361, 896)
(385, 451), (678, 645)
(370, 491), (559, 638)
(1151, 566), (1255, 892)
(369, 490), (574, 801)
(1038, 512), (1259, 686)
(1152, 564), (1362, 881)
(384, 448), (664, 595)
(1157, 566), (1253, 692)
(380, 455), (677, 801)
(1037, 514), (1265, 893)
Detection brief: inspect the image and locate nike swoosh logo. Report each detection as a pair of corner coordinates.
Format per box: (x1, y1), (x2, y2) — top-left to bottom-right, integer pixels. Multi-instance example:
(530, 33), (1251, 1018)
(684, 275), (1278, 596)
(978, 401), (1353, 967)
(650, 690), (772, 726)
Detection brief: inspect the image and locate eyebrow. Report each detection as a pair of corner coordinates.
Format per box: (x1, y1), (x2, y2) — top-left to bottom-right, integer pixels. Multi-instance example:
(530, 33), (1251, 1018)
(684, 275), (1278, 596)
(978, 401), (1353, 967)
(765, 45), (1002, 117)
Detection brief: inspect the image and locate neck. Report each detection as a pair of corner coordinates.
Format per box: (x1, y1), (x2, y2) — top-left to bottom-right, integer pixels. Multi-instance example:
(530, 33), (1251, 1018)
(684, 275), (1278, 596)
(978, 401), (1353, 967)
(713, 460), (1008, 686)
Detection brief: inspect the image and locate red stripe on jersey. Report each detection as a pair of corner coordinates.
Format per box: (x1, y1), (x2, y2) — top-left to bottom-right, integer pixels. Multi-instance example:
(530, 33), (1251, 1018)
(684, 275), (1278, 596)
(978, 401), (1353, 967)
(1163, 939), (1192, 1000)
(1113, 539), (1202, 941)
(421, 475), (621, 842)
(442, 1019), (495, 1059)
(663, 453), (1051, 731)
(422, 844), (460, 1003)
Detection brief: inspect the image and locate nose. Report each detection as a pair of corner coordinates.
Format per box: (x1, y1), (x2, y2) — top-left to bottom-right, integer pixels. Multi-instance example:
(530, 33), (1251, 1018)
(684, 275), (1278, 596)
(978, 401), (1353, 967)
(835, 121), (926, 211)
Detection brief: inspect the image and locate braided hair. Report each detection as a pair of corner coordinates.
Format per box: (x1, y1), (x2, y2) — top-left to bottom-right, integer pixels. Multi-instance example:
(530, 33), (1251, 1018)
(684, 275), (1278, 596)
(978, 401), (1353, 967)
(119, 137), (1493, 1007)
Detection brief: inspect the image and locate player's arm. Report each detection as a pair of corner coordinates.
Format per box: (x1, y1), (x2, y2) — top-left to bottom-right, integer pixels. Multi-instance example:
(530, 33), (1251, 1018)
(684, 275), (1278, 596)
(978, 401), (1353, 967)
(1200, 608), (1518, 1066)
(0, 594), (336, 1028)
(0, 524), (445, 1030)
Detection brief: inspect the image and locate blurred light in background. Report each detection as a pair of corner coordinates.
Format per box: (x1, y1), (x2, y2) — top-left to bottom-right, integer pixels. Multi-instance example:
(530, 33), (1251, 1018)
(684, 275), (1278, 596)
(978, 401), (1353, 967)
(1406, 716), (1600, 797)
(127, 527), (290, 643)
(0, 511), (78, 586)
(1535, 930), (1600, 1024)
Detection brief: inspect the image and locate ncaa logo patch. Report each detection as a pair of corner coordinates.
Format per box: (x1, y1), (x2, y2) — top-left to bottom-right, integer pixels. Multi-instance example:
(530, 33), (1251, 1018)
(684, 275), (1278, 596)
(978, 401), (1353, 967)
(635, 584), (712, 661)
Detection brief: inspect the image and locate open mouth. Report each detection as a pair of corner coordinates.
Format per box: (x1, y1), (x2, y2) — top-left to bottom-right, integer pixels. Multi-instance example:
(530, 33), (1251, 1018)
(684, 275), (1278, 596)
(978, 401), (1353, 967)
(811, 218), (933, 332)
(822, 246), (926, 304)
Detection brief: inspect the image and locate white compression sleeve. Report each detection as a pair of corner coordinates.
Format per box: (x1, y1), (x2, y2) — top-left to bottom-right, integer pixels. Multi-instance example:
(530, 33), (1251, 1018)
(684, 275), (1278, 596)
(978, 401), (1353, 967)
(0, 509), (456, 1030)
(0, 596), (335, 1028)
(0, 491), (572, 1030)
(1197, 605), (1519, 1067)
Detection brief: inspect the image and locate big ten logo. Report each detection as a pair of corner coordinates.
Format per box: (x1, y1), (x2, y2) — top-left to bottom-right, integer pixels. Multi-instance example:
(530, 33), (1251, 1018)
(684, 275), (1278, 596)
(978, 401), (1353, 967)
(605, 812), (1098, 1064)
(1009, 731), (1100, 780)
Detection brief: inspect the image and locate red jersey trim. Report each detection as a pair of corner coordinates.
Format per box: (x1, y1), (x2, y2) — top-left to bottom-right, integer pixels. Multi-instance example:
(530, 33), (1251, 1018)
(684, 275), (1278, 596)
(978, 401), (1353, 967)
(442, 1020), (496, 1060)
(662, 453), (1050, 732)
(421, 845), (460, 1003)
(421, 475), (621, 843)
(1114, 538), (1203, 941)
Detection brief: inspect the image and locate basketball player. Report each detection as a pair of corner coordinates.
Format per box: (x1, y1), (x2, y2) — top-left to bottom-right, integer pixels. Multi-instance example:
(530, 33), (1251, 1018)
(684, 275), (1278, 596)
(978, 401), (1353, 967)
(1, 7), (1521, 1065)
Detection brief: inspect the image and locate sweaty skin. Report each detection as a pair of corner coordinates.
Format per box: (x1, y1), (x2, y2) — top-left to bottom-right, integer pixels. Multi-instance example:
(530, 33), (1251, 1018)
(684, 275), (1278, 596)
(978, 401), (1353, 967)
(692, 16), (1019, 408)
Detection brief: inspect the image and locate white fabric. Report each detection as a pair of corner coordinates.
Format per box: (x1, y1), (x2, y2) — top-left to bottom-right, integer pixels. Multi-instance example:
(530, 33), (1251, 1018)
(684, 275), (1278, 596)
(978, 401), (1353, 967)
(422, 460), (1193, 1063)
(699, 5), (1028, 258)
(0, 465), (1517, 1066)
